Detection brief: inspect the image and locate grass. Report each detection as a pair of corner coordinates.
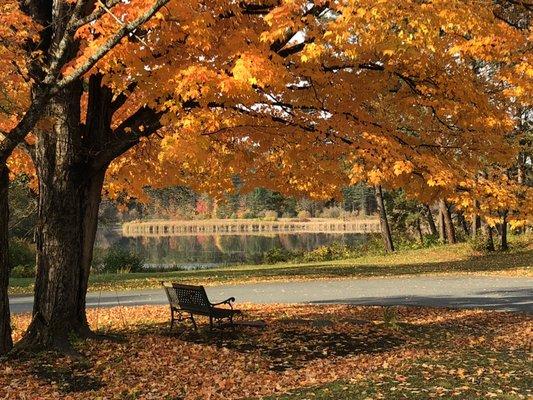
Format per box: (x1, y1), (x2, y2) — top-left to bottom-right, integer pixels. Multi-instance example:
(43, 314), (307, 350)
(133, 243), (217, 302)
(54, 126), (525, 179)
(263, 349), (532, 400)
(9, 235), (532, 295)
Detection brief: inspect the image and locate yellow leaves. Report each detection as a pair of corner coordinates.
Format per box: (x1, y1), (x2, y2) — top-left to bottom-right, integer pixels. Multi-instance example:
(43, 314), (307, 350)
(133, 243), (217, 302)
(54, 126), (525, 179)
(7, 148), (36, 188)
(4, 0), (526, 225)
(232, 57), (259, 85)
(300, 43), (325, 63)
(349, 163), (364, 184)
(229, 52), (282, 91)
(426, 172), (452, 188)
(368, 169), (383, 185)
(356, 7), (366, 18)
(171, 65), (219, 103)
(393, 161), (413, 176)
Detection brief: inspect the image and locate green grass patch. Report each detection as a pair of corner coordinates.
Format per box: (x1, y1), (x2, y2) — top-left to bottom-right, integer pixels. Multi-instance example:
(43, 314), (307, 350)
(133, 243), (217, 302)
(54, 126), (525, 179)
(9, 235), (532, 295)
(263, 349), (532, 400)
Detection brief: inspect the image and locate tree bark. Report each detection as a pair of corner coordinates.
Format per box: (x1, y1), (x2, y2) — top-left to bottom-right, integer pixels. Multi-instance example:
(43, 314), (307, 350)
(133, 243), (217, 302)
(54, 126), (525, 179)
(438, 205), (446, 242)
(360, 185), (368, 216)
(472, 214), (481, 238)
(0, 164), (13, 354)
(17, 83), (85, 351)
(425, 204), (438, 236)
(500, 211), (508, 251)
(457, 212), (470, 236)
(10, 2), (166, 351)
(415, 218), (424, 244)
(483, 223), (495, 252)
(75, 169), (106, 332)
(439, 199), (456, 244)
(16, 74), (161, 350)
(74, 75), (116, 332)
(374, 185), (394, 252)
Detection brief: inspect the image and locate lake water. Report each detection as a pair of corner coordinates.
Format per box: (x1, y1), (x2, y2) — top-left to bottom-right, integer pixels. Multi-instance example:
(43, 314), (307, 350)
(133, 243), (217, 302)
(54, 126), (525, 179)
(96, 226), (371, 268)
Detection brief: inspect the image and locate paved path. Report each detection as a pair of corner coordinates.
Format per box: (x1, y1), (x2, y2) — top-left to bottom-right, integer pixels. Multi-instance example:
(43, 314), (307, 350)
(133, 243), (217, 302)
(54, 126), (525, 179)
(10, 275), (533, 314)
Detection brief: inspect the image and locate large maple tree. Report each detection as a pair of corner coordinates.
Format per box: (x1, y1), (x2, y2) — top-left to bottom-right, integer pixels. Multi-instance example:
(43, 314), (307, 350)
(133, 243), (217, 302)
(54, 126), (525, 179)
(0, 0), (170, 353)
(0, 0), (531, 353)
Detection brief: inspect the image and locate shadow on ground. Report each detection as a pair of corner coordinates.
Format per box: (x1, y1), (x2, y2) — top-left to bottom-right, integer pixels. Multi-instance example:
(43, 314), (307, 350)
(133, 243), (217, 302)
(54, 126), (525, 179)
(175, 321), (404, 371)
(310, 288), (533, 313)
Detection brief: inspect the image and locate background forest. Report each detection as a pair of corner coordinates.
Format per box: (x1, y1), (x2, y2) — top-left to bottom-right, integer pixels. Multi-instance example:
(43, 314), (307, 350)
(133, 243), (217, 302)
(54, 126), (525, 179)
(9, 176), (527, 276)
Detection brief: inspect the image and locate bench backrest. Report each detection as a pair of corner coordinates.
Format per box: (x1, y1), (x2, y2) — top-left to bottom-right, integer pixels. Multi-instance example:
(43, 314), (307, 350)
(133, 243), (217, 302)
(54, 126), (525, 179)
(162, 282), (211, 312)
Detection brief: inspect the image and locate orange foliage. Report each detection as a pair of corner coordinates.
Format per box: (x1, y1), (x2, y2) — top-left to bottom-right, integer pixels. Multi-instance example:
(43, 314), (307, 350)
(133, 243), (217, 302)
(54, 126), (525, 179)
(1, 0), (531, 224)
(3, 304), (531, 399)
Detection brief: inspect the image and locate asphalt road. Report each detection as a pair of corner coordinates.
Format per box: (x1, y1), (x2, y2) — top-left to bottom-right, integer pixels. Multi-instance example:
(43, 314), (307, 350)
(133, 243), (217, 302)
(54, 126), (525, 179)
(10, 275), (533, 314)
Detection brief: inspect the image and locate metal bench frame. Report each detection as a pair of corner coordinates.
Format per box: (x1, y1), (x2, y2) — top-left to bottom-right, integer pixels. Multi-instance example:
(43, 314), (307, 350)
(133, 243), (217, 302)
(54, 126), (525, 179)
(162, 282), (241, 331)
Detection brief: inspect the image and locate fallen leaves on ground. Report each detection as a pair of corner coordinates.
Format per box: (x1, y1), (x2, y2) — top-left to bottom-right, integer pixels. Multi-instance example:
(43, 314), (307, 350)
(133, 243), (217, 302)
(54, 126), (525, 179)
(1, 304), (531, 399)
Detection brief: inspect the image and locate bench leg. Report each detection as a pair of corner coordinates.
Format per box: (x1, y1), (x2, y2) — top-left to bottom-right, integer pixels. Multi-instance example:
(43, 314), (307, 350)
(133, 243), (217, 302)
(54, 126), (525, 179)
(169, 309), (175, 332)
(190, 314), (198, 331)
(209, 316), (213, 331)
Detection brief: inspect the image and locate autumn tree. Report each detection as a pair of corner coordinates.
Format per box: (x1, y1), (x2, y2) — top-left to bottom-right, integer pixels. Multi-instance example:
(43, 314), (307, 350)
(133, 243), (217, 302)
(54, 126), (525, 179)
(3, 0), (332, 351)
(0, 0), (169, 353)
(2, 0), (531, 352)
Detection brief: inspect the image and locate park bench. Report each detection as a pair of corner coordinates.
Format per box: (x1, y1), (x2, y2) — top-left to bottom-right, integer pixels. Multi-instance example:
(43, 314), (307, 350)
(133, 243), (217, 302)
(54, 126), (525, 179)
(161, 282), (242, 331)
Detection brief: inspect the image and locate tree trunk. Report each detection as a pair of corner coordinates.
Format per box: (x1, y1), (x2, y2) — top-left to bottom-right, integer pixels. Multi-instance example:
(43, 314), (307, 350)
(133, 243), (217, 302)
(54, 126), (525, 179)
(360, 185), (368, 216)
(500, 211), (508, 251)
(16, 84), (85, 351)
(425, 204), (438, 236)
(75, 169), (106, 332)
(438, 205), (446, 242)
(0, 164), (13, 354)
(17, 73), (153, 350)
(457, 212), (470, 236)
(73, 75), (116, 333)
(483, 222), (495, 252)
(472, 214), (481, 238)
(439, 199), (456, 244)
(415, 218), (424, 244)
(374, 185), (394, 252)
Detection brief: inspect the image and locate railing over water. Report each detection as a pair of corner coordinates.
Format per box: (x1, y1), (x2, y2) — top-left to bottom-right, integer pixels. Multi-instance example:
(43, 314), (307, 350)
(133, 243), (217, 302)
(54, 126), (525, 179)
(122, 217), (381, 237)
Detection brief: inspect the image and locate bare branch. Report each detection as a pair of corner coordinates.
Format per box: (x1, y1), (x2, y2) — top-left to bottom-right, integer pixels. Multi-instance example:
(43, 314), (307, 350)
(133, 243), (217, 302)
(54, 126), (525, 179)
(56, 0), (170, 89)
(43, 0), (92, 85)
(72, 0), (122, 30)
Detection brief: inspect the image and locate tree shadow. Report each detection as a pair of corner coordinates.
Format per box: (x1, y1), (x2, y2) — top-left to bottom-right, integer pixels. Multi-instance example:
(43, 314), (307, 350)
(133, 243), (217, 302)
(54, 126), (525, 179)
(252, 248), (533, 278)
(309, 288), (533, 313)
(8, 303), (528, 396)
(175, 318), (404, 371)
(31, 361), (105, 393)
(6, 350), (105, 394)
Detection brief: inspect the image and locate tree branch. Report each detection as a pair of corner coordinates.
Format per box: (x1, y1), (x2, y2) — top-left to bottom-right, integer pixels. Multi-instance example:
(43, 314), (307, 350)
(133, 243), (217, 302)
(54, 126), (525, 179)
(0, 94), (48, 163)
(0, 0), (169, 163)
(72, 0), (122, 30)
(88, 106), (163, 173)
(56, 0), (170, 89)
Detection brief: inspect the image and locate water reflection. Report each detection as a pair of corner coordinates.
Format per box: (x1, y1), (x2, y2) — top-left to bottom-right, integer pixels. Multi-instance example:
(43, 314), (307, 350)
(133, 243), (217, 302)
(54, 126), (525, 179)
(97, 226), (370, 267)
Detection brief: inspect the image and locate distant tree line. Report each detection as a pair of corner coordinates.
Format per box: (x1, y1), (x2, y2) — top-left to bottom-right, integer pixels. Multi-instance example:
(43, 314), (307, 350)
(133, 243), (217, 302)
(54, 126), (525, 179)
(9, 180), (521, 255)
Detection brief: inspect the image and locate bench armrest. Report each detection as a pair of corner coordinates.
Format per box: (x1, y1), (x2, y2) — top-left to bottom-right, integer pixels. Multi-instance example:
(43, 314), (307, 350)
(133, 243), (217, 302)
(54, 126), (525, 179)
(211, 297), (236, 308)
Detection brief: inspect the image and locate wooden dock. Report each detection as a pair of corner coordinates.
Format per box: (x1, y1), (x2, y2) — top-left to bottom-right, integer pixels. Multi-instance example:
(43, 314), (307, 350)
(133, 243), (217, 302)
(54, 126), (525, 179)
(122, 217), (381, 237)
